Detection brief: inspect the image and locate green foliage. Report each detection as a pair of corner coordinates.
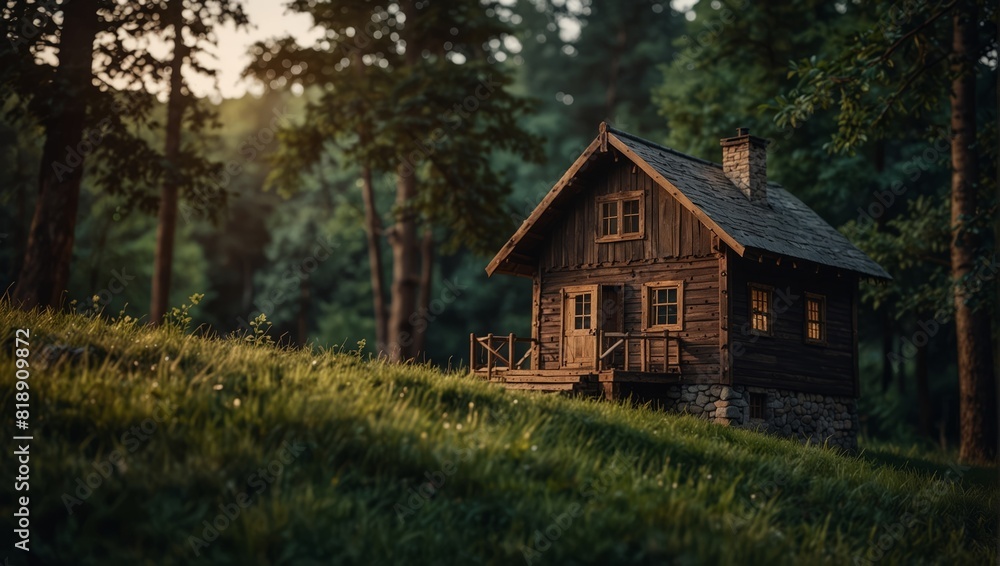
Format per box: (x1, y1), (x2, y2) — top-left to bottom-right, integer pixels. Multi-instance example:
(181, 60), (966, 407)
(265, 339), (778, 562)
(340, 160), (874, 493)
(245, 0), (543, 254)
(772, 0), (997, 154)
(164, 293), (205, 332)
(0, 305), (996, 564)
(0, 1), (247, 219)
(842, 195), (952, 315)
(654, 0), (873, 223)
(246, 312), (275, 346)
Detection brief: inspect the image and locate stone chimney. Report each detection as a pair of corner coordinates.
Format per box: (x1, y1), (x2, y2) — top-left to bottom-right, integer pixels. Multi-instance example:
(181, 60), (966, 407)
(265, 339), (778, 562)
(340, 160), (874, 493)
(720, 127), (769, 203)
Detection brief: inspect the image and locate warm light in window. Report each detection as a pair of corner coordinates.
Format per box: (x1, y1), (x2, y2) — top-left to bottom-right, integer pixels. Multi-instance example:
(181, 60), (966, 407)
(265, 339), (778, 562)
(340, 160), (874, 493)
(806, 295), (825, 342)
(750, 286), (771, 334)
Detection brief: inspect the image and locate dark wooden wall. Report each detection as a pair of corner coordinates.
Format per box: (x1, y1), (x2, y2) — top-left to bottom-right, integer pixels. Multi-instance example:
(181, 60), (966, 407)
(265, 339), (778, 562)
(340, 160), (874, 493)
(535, 156), (722, 381)
(537, 262), (722, 380)
(728, 253), (857, 396)
(541, 155), (715, 269)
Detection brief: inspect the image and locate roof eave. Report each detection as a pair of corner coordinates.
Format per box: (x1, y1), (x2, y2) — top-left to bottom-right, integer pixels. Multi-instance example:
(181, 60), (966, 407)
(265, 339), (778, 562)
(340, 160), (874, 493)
(485, 135), (606, 277)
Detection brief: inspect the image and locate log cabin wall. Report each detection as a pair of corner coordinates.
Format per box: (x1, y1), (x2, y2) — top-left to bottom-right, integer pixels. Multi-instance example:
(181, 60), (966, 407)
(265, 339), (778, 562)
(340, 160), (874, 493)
(534, 156), (722, 382)
(728, 252), (857, 397)
(540, 153), (715, 268)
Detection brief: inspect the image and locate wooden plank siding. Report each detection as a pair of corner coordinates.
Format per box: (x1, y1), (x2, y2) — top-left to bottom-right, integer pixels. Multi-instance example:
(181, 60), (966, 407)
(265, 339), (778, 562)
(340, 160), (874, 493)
(536, 262), (721, 381)
(541, 156), (715, 270)
(728, 252), (858, 396)
(534, 157), (723, 383)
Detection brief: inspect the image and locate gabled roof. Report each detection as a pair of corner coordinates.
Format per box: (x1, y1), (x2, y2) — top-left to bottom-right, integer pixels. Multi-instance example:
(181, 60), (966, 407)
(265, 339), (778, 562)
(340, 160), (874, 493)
(487, 124), (891, 281)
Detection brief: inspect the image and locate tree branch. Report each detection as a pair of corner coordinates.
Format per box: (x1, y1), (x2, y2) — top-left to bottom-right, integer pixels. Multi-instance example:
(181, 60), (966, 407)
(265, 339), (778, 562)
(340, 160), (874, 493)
(878, 0), (956, 63)
(872, 51), (949, 126)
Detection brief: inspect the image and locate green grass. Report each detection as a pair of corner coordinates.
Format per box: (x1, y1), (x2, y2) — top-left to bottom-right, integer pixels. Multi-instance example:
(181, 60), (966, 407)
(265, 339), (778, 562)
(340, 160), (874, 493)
(1, 305), (996, 565)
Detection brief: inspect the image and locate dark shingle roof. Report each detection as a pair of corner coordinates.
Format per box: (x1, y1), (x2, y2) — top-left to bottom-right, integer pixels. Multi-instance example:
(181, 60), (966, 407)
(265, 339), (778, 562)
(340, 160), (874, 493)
(609, 127), (891, 280)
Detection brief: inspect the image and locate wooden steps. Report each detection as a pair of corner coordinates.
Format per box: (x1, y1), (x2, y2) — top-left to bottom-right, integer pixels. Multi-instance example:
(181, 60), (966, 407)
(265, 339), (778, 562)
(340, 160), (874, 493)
(474, 368), (680, 397)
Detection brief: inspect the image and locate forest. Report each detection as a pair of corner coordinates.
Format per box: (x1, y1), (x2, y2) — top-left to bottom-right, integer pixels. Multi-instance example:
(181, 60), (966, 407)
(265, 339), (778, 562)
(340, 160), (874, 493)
(1, 0), (997, 463)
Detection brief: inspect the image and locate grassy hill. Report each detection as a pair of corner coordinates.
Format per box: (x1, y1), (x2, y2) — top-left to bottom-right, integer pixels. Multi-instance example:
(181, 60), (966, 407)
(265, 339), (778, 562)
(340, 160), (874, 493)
(1, 304), (997, 565)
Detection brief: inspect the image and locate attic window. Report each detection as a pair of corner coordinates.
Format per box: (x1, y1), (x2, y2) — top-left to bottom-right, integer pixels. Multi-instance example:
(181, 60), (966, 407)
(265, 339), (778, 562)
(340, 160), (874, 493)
(749, 284), (772, 336)
(597, 191), (644, 242)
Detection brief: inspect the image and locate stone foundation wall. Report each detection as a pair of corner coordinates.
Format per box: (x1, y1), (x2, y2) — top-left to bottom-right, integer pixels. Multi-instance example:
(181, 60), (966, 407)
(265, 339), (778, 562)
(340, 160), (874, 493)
(656, 383), (858, 451)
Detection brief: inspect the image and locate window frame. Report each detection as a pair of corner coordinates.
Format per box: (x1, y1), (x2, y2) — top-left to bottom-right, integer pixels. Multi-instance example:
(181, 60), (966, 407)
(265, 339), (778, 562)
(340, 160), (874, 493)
(641, 280), (684, 332)
(748, 283), (773, 337)
(573, 293), (593, 330)
(596, 190), (645, 243)
(804, 292), (827, 345)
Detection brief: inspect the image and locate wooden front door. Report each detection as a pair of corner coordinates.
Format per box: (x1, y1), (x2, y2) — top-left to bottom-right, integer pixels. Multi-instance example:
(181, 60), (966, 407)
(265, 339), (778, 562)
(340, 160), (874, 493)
(562, 286), (597, 369)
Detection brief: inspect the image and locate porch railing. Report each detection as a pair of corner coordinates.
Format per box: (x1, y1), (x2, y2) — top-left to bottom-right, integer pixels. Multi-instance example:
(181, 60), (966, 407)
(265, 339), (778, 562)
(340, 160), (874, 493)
(597, 330), (680, 372)
(469, 333), (537, 378)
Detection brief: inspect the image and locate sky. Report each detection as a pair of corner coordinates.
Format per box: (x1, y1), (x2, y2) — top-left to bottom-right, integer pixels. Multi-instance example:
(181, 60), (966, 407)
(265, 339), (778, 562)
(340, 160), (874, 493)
(190, 0), (699, 101)
(188, 1), (321, 100)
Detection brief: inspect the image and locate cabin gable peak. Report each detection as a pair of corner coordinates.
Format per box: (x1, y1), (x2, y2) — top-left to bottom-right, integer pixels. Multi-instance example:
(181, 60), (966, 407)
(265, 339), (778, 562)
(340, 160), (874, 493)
(486, 122), (890, 281)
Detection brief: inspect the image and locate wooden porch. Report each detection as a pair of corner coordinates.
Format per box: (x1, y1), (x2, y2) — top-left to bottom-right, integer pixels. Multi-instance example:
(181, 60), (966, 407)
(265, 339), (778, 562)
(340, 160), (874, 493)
(469, 331), (682, 398)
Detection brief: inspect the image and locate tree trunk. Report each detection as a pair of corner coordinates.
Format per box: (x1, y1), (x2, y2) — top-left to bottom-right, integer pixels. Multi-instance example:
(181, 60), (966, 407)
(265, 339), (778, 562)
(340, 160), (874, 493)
(350, 48), (388, 355)
(296, 277), (309, 347)
(13, 162), (29, 279)
(881, 310), (894, 392)
(88, 213), (114, 293)
(950, 2), (997, 463)
(413, 227), (434, 360)
(386, 0), (424, 363)
(994, 0), (1000, 473)
(360, 164), (388, 354)
(151, 2), (187, 324)
(12, 0), (97, 310)
(873, 141), (897, 394)
(387, 165), (420, 362)
(915, 339), (932, 438)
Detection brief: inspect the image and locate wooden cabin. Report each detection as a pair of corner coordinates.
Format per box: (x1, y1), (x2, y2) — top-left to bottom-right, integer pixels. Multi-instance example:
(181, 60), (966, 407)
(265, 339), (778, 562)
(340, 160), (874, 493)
(470, 123), (890, 450)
